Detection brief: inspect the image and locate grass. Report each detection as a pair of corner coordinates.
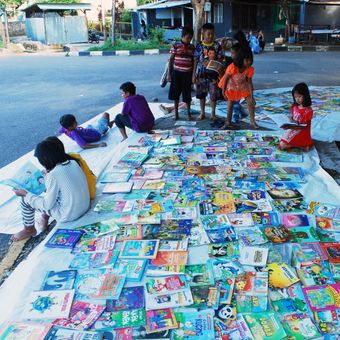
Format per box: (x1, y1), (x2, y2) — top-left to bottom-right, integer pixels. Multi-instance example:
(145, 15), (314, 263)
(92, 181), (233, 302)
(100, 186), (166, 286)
(88, 39), (170, 51)
(0, 40), (3, 48)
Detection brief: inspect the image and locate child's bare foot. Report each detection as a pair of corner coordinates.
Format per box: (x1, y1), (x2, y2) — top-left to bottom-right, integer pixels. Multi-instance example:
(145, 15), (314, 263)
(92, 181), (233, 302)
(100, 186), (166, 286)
(37, 214), (49, 230)
(188, 115), (194, 121)
(210, 115), (218, 121)
(11, 226), (37, 242)
(173, 115), (179, 121)
(198, 114), (206, 120)
(220, 123), (236, 130)
(251, 121), (260, 129)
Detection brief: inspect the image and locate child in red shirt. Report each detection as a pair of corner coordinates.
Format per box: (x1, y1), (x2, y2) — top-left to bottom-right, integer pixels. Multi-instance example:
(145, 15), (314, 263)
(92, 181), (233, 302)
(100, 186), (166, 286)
(279, 83), (314, 151)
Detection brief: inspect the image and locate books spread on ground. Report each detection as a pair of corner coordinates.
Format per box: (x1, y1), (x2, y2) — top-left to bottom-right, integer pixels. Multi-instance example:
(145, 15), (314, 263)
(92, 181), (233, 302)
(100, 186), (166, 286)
(270, 113), (308, 128)
(5, 129), (340, 339)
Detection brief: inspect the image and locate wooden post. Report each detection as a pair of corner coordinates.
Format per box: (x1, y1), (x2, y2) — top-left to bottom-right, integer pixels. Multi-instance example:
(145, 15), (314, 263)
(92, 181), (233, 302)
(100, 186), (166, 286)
(4, 9), (10, 46)
(111, 0), (116, 45)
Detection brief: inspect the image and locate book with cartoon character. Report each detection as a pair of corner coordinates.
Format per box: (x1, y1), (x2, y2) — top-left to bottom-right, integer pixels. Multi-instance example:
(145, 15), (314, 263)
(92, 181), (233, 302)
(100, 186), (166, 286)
(119, 240), (159, 259)
(145, 308), (178, 333)
(45, 229), (84, 249)
(106, 286), (144, 311)
(41, 270), (77, 290)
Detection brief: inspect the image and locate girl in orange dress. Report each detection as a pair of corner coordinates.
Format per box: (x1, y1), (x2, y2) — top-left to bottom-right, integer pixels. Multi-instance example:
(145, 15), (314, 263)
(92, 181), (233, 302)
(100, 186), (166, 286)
(218, 51), (258, 129)
(279, 83), (314, 151)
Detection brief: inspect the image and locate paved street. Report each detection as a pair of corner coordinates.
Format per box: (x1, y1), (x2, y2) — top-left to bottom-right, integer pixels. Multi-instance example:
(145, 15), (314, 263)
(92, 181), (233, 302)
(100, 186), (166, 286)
(0, 51), (340, 168)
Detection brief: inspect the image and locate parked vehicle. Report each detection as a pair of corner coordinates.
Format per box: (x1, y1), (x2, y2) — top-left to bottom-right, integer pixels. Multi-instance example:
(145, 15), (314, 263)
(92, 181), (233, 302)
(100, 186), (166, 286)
(88, 29), (100, 44)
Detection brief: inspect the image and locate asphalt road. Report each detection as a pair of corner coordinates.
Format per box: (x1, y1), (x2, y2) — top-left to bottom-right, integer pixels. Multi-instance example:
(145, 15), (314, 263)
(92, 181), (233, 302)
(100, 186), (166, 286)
(0, 51), (340, 168)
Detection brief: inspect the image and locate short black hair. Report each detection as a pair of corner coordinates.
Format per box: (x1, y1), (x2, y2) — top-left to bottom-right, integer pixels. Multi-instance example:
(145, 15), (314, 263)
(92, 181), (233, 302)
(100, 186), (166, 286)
(182, 26), (193, 37)
(207, 46), (216, 52)
(292, 82), (312, 107)
(60, 114), (76, 129)
(120, 82), (136, 95)
(202, 23), (215, 31)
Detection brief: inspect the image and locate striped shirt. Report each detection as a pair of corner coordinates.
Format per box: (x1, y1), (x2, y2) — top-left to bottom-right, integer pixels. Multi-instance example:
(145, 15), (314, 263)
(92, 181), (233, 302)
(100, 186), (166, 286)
(170, 41), (195, 73)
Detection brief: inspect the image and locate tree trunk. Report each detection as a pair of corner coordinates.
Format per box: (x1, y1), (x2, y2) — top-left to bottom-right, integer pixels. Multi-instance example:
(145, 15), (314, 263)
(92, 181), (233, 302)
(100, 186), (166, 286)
(191, 0), (206, 44)
(0, 19), (6, 48)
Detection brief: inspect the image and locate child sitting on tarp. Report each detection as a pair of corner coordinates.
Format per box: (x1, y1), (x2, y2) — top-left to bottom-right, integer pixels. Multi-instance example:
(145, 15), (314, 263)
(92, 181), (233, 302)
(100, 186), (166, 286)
(59, 112), (113, 149)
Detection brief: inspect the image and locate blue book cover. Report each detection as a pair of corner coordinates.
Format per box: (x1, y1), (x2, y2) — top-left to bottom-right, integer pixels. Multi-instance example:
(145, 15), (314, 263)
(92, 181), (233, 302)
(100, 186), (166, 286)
(45, 229), (83, 249)
(40, 270), (77, 290)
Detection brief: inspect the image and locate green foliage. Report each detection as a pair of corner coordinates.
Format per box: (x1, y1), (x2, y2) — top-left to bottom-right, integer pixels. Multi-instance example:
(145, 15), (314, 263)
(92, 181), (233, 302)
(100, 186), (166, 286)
(39, 0), (79, 3)
(87, 38), (169, 51)
(120, 9), (132, 23)
(136, 0), (154, 6)
(0, 0), (22, 7)
(149, 26), (165, 44)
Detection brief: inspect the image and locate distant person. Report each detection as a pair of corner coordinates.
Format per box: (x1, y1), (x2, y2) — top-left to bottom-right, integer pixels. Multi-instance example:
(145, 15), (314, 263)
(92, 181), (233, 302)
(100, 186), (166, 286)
(140, 19), (147, 40)
(257, 30), (265, 51)
(193, 23), (222, 121)
(279, 83), (314, 151)
(115, 82), (155, 141)
(12, 137), (90, 241)
(59, 113), (113, 149)
(167, 26), (195, 120)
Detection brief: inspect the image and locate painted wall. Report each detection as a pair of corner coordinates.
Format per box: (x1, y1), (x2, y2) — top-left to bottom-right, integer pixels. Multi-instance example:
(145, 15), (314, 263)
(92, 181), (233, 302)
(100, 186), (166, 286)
(305, 4), (340, 26)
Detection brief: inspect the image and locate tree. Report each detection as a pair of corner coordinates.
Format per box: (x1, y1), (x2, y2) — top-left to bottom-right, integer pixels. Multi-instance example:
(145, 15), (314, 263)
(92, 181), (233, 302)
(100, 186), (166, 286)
(191, 0), (206, 43)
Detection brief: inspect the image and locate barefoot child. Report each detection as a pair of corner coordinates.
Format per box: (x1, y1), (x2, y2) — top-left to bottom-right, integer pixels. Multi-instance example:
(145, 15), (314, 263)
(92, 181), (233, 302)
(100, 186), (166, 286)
(193, 23), (222, 121)
(219, 46), (258, 129)
(115, 82), (155, 141)
(167, 26), (195, 120)
(279, 82), (314, 151)
(12, 137), (90, 241)
(59, 112), (113, 149)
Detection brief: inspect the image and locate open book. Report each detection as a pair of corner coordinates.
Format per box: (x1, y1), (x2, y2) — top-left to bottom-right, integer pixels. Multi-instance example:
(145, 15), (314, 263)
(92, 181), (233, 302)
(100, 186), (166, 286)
(0, 161), (45, 195)
(270, 114), (307, 128)
(206, 60), (225, 76)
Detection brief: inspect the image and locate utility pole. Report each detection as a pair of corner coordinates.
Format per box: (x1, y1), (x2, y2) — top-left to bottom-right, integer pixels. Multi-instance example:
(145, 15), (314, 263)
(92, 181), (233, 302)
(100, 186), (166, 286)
(4, 8), (10, 46)
(111, 0), (116, 45)
(101, 0), (107, 41)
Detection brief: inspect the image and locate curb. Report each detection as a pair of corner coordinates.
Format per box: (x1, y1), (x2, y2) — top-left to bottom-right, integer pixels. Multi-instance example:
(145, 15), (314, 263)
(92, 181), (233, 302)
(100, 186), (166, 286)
(264, 45), (340, 52)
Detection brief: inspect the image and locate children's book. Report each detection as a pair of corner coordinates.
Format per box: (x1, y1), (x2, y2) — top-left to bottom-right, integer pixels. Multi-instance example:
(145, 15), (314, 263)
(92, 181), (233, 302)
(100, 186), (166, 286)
(69, 250), (119, 270)
(158, 239), (189, 252)
(0, 161), (46, 195)
(216, 279), (235, 305)
(235, 272), (268, 296)
(289, 226), (320, 242)
(146, 265), (185, 276)
(142, 179), (166, 190)
(320, 242), (340, 263)
(184, 264), (215, 286)
(119, 240), (159, 259)
(94, 199), (135, 213)
(100, 171), (131, 183)
(191, 285), (221, 309)
(21, 290), (74, 320)
(267, 262), (299, 289)
(208, 258), (243, 281)
(44, 327), (102, 340)
(76, 219), (120, 238)
(261, 226), (292, 244)
(41, 270), (77, 290)
(283, 316), (322, 340)
(239, 246), (269, 267)
(143, 223), (191, 241)
(315, 215), (340, 232)
(313, 309), (340, 335)
(74, 271), (125, 300)
(244, 312), (287, 340)
(172, 309), (215, 340)
(206, 227), (238, 244)
(106, 286), (144, 311)
(45, 229), (83, 249)
(53, 300), (105, 330)
(113, 259), (147, 282)
(267, 188), (303, 200)
(188, 226), (210, 247)
(133, 170), (164, 180)
(307, 201), (340, 219)
(161, 136), (181, 146)
(0, 322), (51, 340)
(118, 152), (149, 167)
(291, 242), (327, 268)
(296, 261), (335, 286)
(235, 315), (255, 340)
(145, 289), (193, 311)
(281, 213), (310, 227)
(272, 198), (308, 213)
(227, 213), (254, 227)
(73, 234), (116, 253)
(251, 212), (280, 226)
(302, 284), (340, 311)
(150, 251), (188, 266)
(93, 309), (146, 330)
(102, 182), (133, 194)
(236, 227), (268, 246)
(145, 275), (189, 296)
(145, 308), (178, 333)
(236, 294), (268, 314)
(208, 242), (240, 259)
(115, 224), (143, 242)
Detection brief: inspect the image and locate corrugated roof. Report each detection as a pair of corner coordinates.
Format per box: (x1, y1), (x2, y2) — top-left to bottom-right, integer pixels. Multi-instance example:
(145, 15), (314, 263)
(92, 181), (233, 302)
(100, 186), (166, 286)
(136, 0), (191, 10)
(21, 3), (92, 12)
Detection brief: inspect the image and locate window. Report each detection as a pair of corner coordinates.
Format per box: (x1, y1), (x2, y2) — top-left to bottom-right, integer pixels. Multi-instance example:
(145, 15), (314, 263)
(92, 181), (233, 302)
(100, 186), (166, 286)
(214, 3), (223, 24)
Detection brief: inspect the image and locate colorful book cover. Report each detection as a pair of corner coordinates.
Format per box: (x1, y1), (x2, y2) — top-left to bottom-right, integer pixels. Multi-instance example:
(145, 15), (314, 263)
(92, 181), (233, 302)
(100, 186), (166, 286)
(188, 226), (210, 247)
(145, 308), (178, 333)
(172, 309), (215, 340)
(206, 227), (238, 244)
(142, 179), (166, 190)
(272, 198), (308, 213)
(44, 327), (102, 340)
(143, 224), (191, 241)
(94, 199), (135, 213)
(267, 188), (303, 200)
(93, 309), (146, 330)
(0, 161), (46, 195)
(0, 322), (51, 340)
(45, 229), (83, 249)
(216, 279), (235, 305)
(191, 285), (221, 309)
(251, 212), (280, 226)
(208, 242), (240, 259)
(184, 264), (215, 286)
(115, 224), (143, 242)
(236, 315), (255, 340)
(100, 171), (131, 183)
(41, 270), (77, 290)
(208, 258), (243, 281)
(236, 294), (268, 313)
(102, 182), (133, 194)
(282, 316), (321, 340)
(315, 216), (340, 232)
(236, 227), (268, 246)
(21, 290), (74, 320)
(76, 219), (120, 238)
(239, 246), (269, 267)
(106, 286), (144, 311)
(119, 240), (159, 259)
(235, 272), (268, 296)
(72, 234), (116, 253)
(307, 201), (340, 219)
(113, 259), (147, 282)
(302, 284), (340, 311)
(281, 213), (310, 228)
(261, 226), (292, 244)
(118, 152), (149, 167)
(267, 262), (300, 289)
(158, 239), (189, 252)
(146, 265), (185, 276)
(297, 261), (335, 286)
(313, 309), (340, 335)
(150, 251), (188, 266)
(291, 242), (327, 268)
(227, 213), (254, 227)
(289, 226), (320, 243)
(161, 136), (181, 146)
(69, 250), (119, 270)
(145, 275), (189, 295)
(53, 300), (105, 330)
(320, 242), (340, 263)
(244, 312), (287, 340)
(133, 169), (164, 180)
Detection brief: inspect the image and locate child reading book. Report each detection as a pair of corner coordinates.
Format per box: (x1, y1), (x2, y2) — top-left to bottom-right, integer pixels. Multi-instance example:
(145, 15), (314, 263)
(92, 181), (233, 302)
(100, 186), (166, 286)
(59, 112), (114, 149)
(12, 137), (90, 241)
(279, 82), (314, 151)
(115, 82), (155, 141)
